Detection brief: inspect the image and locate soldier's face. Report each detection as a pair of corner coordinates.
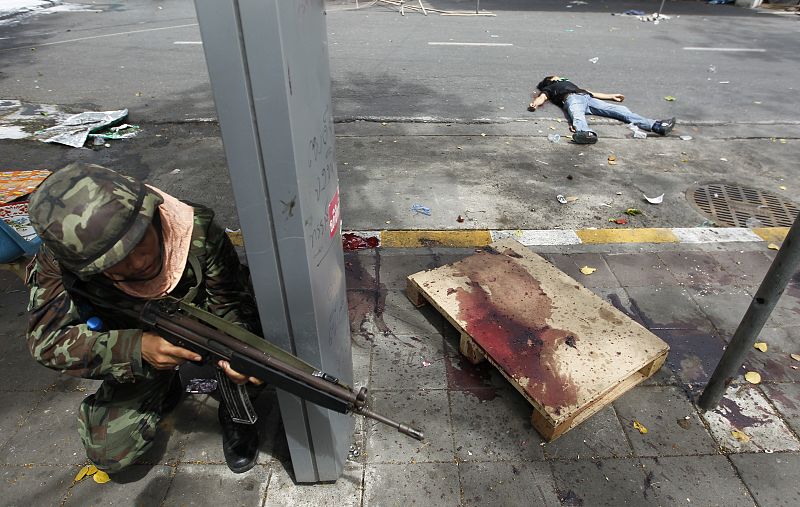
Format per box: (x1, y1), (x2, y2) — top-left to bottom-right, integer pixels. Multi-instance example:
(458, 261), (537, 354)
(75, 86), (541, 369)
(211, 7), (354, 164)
(103, 223), (163, 282)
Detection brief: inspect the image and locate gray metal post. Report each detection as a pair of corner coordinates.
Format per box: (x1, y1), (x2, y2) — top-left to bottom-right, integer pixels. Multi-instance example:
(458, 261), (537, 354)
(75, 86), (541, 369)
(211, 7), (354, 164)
(698, 214), (800, 410)
(193, 0), (353, 482)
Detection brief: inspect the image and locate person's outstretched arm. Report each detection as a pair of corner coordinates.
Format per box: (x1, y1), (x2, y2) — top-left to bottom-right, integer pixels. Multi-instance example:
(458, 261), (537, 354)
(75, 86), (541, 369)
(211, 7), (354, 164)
(529, 93), (549, 111)
(588, 91), (625, 102)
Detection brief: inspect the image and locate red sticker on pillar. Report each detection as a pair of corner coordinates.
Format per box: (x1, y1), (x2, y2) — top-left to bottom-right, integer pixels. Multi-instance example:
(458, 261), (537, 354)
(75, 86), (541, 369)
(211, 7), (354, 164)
(328, 187), (341, 238)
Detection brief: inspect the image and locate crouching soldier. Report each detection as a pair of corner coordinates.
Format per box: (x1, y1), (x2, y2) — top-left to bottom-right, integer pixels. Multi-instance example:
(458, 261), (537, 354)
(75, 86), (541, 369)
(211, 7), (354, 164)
(26, 163), (263, 474)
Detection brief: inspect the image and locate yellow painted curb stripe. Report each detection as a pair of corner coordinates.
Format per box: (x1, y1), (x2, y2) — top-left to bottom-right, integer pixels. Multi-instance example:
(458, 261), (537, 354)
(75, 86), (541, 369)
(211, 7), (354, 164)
(751, 227), (790, 243)
(381, 230), (492, 248)
(576, 228), (679, 244)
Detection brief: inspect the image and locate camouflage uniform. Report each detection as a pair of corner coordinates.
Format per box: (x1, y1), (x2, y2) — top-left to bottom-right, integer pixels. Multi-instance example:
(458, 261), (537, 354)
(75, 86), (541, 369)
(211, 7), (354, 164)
(26, 164), (257, 473)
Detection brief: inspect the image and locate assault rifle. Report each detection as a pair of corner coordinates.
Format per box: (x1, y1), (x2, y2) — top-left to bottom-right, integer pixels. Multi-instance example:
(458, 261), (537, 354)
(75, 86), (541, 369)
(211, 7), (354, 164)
(132, 298), (425, 441)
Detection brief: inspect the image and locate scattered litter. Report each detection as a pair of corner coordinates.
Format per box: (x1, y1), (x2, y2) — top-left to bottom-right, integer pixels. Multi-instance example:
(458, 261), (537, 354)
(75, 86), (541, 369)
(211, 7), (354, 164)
(644, 193), (664, 205)
(731, 429), (751, 443)
(610, 218), (628, 225)
(588, 57), (599, 64)
(34, 109), (128, 148)
(744, 371), (762, 384)
(548, 133), (561, 143)
(411, 204), (431, 216)
(629, 125), (647, 139)
(88, 123), (140, 140)
(616, 191), (623, 195)
(664, 96), (676, 102)
(456, 215), (465, 223)
(456, 146), (462, 150)
(625, 208), (642, 216)
(768, 243), (780, 251)
(753, 342), (768, 353)
(790, 354), (800, 362)
(718, 81), (730, 85)
(779, 185), (787, 190)
(557, 194), (568, 204)
(633, 420), (648, 434)
(720, 158), (728, 162)
(0, 170), (51, 204)
(679, 135), (693, 141)
(753, 101), (761, 105)
(422, 360), (432, 367)
(169, 168), (181, 175)
(186, 378), (218, 394)
(607, 155), (617, 165)
(481, 133), (486, 137)
(580, 266), (597, 275)
(708, 65), (717, 73)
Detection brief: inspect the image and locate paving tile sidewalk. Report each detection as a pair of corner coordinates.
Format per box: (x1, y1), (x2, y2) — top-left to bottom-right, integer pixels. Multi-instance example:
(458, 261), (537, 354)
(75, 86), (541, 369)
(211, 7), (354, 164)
(1, 241), (799, 506)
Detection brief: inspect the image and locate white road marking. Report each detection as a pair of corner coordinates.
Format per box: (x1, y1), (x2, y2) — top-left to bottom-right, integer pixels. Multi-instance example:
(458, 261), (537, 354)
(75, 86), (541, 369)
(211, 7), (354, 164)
(683, 47), (766, 52)
(1, 23), (198, 52)
(428, 42), (513, 47)
(174, 41), (202, 45)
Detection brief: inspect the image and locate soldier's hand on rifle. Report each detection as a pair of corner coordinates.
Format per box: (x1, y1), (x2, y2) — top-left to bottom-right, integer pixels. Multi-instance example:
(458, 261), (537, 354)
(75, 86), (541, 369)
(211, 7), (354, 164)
(218, 359), (264, 386)
(141, 331), (202, 369)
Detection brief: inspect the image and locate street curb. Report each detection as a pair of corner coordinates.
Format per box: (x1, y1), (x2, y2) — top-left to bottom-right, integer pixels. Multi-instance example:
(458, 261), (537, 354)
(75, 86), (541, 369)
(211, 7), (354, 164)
(340, 227), (790, 248)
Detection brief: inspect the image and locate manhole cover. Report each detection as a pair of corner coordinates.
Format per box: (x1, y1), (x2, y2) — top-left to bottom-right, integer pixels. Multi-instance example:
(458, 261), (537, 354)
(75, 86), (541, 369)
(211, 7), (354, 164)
(687, 183), (799, 227)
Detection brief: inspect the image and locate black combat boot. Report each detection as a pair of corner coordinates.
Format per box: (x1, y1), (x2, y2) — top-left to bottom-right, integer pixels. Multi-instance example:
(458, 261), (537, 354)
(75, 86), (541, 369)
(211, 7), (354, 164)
(652, 117), (676, 136)
(218, 403), (259, 473)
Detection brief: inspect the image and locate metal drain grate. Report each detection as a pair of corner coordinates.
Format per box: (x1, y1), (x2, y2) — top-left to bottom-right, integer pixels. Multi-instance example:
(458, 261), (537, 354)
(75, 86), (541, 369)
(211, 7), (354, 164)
(687, 183), (799, 227)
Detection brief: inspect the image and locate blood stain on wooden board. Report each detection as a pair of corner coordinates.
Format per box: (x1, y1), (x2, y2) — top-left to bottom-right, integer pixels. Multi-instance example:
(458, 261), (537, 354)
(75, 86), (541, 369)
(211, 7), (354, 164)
(452, 248), (579, 412)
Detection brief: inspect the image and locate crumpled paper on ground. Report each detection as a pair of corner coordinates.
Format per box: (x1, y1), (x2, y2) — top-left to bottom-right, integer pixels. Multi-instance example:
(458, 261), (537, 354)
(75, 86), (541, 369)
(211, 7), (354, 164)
(34, 109), (128, 147)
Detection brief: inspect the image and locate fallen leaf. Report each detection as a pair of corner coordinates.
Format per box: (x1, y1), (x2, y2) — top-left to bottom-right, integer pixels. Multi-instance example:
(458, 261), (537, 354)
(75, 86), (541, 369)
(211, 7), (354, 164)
(93, 470), (111, 484)
(768, 243), (780, 251)
(625, 208), (642, 216)
(86, 465), (98, 476)
(74, 466), (90, 482)
(633, 420), (648, 434)
(731, 429), (751, 443)
(791, 354), (800, 362)
(664, 96), (676, 101)
(607, 155), (617, 166)
(609, 218), (628, 225)
(580, 266), (597, 275)
(744, 371), (762, 384)
(754, 342), (768, 352)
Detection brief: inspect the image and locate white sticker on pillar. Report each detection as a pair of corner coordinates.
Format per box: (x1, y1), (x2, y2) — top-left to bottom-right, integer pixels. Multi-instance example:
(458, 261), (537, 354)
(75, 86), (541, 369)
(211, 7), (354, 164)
(328, 186), (340, 238)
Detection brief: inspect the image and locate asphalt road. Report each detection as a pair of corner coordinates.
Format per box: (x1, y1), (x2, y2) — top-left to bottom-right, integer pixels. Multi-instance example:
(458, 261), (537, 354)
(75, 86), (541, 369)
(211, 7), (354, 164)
(1, 0), (798, 124)
(1, 0), (798, 231)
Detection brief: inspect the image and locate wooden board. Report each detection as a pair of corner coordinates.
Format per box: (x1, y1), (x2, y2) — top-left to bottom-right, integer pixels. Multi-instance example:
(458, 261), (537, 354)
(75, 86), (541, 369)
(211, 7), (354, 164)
(406, 238), (669, 441)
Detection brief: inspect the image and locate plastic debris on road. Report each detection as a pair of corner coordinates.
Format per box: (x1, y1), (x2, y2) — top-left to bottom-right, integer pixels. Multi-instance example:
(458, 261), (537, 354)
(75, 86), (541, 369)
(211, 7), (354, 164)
(548, 133), (561, 143)
(629, 125), (647, 139)
(609, 218), (628, 225)
(607, 155), (617, 165)
(34, 109), (128, 148)
(557, 194), (568, 204)
(411, 203), (431, 216)
(680, 135), (693, 141)
(664, 96), (676, 102)
(88, 123), (140, 140)
(644, 193), (664, 205)
(588, 57), (599, 64)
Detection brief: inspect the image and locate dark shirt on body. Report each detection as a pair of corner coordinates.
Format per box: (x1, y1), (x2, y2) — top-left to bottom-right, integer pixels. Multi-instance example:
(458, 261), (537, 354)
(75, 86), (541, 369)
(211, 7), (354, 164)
(539, 80), (591, 107)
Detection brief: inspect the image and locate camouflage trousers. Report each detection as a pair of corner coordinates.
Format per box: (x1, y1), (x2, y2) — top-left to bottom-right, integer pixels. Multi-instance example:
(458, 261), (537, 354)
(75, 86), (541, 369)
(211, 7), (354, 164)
(77, 370), (177, 473)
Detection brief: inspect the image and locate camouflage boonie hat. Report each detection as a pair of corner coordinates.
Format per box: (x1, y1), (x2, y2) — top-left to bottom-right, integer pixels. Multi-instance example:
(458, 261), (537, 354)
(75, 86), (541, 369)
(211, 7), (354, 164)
(29, 163), (163, 278)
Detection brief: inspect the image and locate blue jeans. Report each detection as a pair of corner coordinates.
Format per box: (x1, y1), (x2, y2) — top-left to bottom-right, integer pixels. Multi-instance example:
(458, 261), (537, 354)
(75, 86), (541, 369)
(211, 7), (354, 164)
(564, 94), (655, 133)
